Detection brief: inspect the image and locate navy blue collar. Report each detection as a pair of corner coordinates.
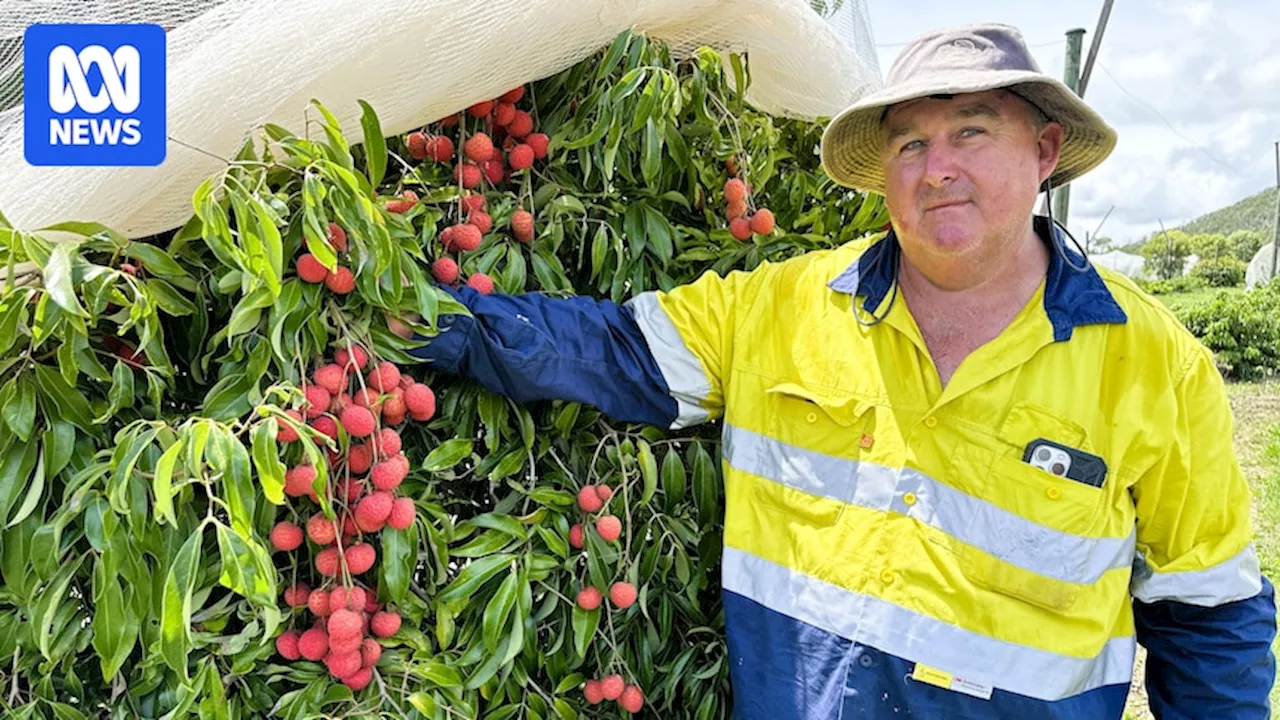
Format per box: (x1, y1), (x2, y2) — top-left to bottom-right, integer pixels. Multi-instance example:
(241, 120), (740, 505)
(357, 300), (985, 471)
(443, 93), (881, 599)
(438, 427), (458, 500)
(827, 216), (1127, 342)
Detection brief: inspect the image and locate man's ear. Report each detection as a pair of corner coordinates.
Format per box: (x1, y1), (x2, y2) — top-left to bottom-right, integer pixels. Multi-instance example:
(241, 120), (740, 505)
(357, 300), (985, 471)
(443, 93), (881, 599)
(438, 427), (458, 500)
(1037, 121), (1065, 185)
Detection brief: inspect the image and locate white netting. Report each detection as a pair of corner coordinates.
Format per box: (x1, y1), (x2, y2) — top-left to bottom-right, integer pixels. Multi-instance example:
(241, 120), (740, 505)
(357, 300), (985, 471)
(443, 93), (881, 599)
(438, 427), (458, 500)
(0, 0), (882, 239)
(1246, 243), (1280, 289)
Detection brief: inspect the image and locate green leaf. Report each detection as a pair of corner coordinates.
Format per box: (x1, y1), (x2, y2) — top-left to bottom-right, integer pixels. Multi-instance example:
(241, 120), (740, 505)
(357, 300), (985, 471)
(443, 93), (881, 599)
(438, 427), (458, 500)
(661, 447), (687, 509)
(36, 552), (84, 659)
(379, 520), (417, 603)
(638, 439), (658, 505)
(690, 442), (719, 525)
(6, 450), (43, 529)
(3, 377), (35, 441)
(422, 438), (472, 472)
(464, 634), (510, 690)
(417, 660), (463, 688)
(42, 415), (74, 480)
(358, 99), (388, 190)
(92, 562), (139, 681)
(471, 512), (527, 540)
(145, 278), (197, 316)
(643, 205), (673, 264)
(482, 569), (519, 651)
(571, 604), (600, 658)
(407, 692), (437, 715)
(43, 242), (88, 318)
(302, 174), (336, 272)
(215, 522), (275, 606)
(251, 198), (284, 294)
(152, 438), (182, 526)
(642, 117), (662, 187)
(251, 420), (286, 505)
(94, 359), (135, 423)
(437, 553), (515, 605)
(536, 525), (568, 560)
(35, 364), (94, 433)
(126, 242), (189, 278)
(161, 522), (205, 678)
(0, 434), (40, 524)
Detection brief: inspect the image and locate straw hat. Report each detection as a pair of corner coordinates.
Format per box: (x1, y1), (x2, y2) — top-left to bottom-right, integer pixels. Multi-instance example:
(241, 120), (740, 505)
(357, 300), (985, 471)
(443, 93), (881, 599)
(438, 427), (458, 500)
(820, 23), (1117, 195)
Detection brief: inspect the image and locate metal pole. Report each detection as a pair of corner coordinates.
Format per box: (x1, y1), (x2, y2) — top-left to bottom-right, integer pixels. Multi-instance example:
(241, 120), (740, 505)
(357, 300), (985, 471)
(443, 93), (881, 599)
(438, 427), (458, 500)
(1051, 28), (1087, 226)
(1270, 141), (1279, 278)
(1078, 0), (1115, 97)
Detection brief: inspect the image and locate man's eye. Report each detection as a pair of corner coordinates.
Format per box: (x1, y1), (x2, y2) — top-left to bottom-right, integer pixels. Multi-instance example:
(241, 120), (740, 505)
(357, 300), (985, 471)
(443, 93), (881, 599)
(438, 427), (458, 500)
(899, 139), (924, 153)
(959, 127), (985, 137)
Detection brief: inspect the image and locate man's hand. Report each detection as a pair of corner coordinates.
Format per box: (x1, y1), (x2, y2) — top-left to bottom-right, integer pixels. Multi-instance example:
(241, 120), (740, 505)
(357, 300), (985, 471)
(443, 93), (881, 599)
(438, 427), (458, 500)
(385, 311), (417, 340)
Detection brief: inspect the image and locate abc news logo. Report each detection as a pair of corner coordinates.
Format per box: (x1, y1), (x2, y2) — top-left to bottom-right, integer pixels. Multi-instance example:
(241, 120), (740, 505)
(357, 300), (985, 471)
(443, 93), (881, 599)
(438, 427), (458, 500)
(24, 24), (166, 166)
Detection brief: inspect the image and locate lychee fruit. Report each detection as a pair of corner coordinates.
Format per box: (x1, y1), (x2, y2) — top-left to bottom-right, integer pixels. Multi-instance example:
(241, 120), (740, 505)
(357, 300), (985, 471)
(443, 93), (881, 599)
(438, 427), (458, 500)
(315, 547), (341, 576)
(306, 513), (338, 546)
(509, 144), (534, 170)
(367, 361), (402, 392)
(345, 543), (376, 574)
(335, 345), (368, 371)
(467, 100), (494, 118)
(276, 630), (301, 660)
(348, 443), (374, 474)
(596, 515), (622, 542)
(313, 364), (346, 396)
(276, 409), (303, 442)
(326, 650), (363, 680)
(284, 464), (318, 498)
(311, 415), (339, 442)
(328, 628), (363, 656)
(527, 133), (549, 159)
(568, 523), (584, 549)
(328, 222), (348, 253)
(595, 485), (614, 503)
(386, 191), (418, 214)
(353, 387), (380, 410)
(500, 86), (525, 103)
(511, 210), (534, 243)
(468, 211), (492, 234)
(508, 110), (534, 138)
(428, 135), (454, 163)
(329, 392), (352, 415)
(726, 199), (748, 221)
(342, 513), (360, 538)
(466, 273), (494, 295)
(370, 611), (401, 638)
(303, 385), (331, 419)
(327, 608), (363, 642)
(730, 217), (753, 241)
(355, 491), (394, 531)
(494, 102), (516, 127)
(609, 581), (637, 609)
(381, 392), (406, 422)
(325, 266), (356, 294)
(455, 162), (482, 189)
(308, 588), (331, 617)
(370, 457), (408, 491)
(461, 194), (486, 213)
(372, 428), (401, 459)
(584, 679), (604, 704)
(343, 666), (373, 691)
(483, 159), (505, 184)
(406, 131), (429, 159)
(297, 254), (329, 283)
(465, 133), (494, 163)
(432, 257), (459, 284)
(724, 178), (747, 204)
(619, 685), (644, 713)
(270, 521), (303, 551)
(577, 485), (603, 513)
(600, 674), (625, 701)
(404, 384), (435, 420)
(382, 409), (406, 428)
(283, 583), (311, 608)
(363, 588), (380, 614)
(576, 586), (602, 611)
(298, 628), (328, 661)
(329, 586), (368, 614)
(750, 208), (775, 235)
(388, 497), (416, 530)
(341, 406), (376, 438)
(361, 637), (382, 667)
(449, 223), (483, 252)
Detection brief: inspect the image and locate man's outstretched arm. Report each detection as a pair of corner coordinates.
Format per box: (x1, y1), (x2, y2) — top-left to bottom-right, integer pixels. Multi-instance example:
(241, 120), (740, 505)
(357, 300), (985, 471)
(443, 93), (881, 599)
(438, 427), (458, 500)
(401, 267), (767, 429)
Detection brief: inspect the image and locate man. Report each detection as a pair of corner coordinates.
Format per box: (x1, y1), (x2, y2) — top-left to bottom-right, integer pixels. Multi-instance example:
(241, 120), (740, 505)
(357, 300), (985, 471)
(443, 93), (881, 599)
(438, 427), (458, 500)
(402, 24), (1276, 719)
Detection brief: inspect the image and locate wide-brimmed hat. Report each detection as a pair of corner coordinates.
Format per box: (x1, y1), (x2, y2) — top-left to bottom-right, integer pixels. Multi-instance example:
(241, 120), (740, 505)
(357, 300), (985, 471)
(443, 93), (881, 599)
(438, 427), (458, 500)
(820, 23), (1117, 195)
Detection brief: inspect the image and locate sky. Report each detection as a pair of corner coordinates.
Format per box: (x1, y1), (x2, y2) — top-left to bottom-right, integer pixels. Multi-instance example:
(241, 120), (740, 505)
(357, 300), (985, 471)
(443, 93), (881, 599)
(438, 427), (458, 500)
(859, 0), (1280, 246)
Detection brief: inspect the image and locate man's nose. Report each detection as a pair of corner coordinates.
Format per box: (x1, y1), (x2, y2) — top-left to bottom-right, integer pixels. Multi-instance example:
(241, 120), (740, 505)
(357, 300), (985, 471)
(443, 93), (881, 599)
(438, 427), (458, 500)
(922, 141), (958, 188)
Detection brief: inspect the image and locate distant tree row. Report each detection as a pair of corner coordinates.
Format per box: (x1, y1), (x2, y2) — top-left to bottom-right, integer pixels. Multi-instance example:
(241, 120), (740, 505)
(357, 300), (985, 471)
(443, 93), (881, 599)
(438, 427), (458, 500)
(1136, 229), (1268, 285)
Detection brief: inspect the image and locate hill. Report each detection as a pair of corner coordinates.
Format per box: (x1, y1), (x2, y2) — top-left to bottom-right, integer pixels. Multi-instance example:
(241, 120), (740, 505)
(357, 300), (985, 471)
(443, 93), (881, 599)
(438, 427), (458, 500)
(1179, 186), (1279, 236)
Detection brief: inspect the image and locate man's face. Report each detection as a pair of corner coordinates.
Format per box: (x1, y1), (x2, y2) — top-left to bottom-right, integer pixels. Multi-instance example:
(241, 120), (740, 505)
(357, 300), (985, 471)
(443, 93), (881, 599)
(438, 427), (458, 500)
(879, 89), (1062, 290)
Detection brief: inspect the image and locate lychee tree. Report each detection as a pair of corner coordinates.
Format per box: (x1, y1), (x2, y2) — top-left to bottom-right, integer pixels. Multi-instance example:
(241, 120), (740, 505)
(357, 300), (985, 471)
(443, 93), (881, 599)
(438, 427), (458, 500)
(0, 30), (887, 719)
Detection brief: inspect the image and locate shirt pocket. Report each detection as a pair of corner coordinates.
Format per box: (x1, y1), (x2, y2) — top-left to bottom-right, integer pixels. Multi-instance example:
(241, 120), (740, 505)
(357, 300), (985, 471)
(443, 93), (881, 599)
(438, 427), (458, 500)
(946, 441), (1106, 612)
(742, 382), (875, 528)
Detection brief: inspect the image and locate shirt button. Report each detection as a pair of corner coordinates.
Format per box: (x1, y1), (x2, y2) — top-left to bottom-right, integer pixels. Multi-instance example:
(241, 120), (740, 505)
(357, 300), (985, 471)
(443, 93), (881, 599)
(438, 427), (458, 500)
(923, 416), (938, 428)
(1046, 487), (1062, 500)
(859, 433), (874, 449)
(806, 412), (818, 423)
(903, 492), (917, 506)
(881, 569), (895, 584)
(859, 654), (874, 668)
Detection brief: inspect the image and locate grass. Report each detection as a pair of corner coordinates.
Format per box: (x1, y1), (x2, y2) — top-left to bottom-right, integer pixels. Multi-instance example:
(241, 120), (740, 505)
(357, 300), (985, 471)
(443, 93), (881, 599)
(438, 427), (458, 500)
(1123, 380), (1280, 719)
(1154, 286), (1244, 312)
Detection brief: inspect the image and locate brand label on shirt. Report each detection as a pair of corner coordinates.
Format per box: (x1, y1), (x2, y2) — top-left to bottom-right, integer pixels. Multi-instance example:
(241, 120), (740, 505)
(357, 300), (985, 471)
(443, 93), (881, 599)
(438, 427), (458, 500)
(911, 663), (994, 700)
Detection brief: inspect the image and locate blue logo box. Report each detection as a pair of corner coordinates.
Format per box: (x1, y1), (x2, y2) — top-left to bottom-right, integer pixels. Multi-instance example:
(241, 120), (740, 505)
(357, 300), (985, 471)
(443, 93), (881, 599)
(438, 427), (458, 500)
(24, 24), (166, 166)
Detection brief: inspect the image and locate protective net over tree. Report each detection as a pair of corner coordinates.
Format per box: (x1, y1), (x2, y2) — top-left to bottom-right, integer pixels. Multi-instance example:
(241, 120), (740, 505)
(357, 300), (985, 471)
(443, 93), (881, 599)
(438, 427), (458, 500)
(0, 0), (881, 238)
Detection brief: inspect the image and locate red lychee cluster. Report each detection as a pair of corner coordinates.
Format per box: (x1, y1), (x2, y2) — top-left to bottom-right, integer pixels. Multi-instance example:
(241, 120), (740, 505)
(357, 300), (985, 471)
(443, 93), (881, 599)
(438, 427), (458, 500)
(273, 579), (402, 691)
(582, 673), (645, 713)
(723, 177), (777, 241)
(295, 222), (361, 292)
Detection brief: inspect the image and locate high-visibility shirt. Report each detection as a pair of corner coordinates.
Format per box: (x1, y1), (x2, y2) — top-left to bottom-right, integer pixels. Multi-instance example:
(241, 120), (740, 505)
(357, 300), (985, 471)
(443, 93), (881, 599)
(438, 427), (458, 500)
(409, 218), (1276, 719)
